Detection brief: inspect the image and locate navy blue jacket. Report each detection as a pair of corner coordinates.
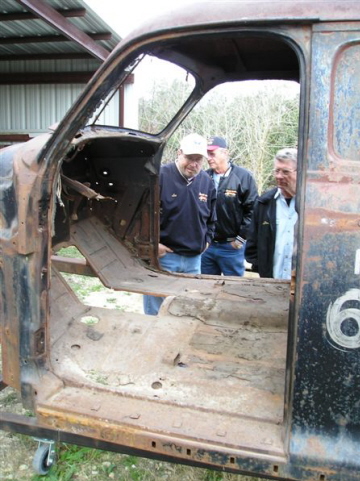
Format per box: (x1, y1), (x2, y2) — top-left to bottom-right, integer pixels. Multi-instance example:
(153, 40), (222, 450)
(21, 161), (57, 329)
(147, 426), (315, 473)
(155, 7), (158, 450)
(160, 162), (217, 255)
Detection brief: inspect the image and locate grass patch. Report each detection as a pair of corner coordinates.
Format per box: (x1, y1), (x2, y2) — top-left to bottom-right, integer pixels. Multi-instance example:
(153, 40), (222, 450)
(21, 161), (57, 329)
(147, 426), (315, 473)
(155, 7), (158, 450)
(105, 296), (118, 303)
(57, 246), (85, 259)
(30, 444), (103, 481)
(1, 391), (19, 407)
(61, 273), (104, 300)
(25, 440), (265, 481)
(27, 441), (265, 481)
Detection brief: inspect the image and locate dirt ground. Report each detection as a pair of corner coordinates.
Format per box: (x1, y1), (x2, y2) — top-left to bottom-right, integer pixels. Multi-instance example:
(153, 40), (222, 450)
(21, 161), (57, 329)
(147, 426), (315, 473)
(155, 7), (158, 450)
(0, 387), (37, 480)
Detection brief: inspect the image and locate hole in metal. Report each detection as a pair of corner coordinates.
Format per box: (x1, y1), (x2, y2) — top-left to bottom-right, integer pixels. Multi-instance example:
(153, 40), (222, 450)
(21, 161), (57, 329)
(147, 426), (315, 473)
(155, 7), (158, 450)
(151, 381), (162, 390)
(80, 315), (99, 325)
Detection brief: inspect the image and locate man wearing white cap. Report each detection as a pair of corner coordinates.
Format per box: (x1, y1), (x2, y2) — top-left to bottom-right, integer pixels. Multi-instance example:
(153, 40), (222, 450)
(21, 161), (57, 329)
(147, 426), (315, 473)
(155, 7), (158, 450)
(143, 133), (217, 315)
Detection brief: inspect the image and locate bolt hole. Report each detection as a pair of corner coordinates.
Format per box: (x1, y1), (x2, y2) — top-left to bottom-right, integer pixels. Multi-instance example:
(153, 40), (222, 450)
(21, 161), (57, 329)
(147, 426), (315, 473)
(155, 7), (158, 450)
(319, 475), (326, 481)
(186, 449), (191, 456)
(273, 465), (279, 473)
(151, 381), (162, 390)
(151, 441), (156, 448)
(230, 457), (235, 464)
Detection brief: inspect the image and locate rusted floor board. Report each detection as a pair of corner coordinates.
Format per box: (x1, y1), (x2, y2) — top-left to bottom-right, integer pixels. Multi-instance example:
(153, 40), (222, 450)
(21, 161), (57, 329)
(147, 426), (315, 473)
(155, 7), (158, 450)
(69, 217), (290, 300)
(45, 270), (287, 426)
(42, 220), (290, 459)
(37, 384), (286, 461)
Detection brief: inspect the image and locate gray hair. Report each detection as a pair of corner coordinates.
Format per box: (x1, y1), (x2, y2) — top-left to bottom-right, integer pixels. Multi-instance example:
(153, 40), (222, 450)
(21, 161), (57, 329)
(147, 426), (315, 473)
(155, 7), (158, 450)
(274, 148), (297, 165)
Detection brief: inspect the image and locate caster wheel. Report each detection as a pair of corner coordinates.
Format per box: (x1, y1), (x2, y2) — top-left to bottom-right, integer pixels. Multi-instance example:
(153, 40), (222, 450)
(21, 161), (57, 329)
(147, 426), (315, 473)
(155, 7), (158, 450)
(32, 443), (55, 475)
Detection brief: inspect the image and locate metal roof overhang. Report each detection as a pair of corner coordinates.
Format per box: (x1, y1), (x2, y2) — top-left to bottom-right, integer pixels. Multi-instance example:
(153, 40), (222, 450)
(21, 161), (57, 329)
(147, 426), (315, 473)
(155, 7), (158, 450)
(0, 0), (122, 83)
(0, 1), (129, 142)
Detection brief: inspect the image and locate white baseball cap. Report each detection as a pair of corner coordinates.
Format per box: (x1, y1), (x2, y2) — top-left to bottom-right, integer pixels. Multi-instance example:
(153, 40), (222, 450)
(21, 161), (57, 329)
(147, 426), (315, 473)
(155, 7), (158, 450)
(180, 133), (208, 158)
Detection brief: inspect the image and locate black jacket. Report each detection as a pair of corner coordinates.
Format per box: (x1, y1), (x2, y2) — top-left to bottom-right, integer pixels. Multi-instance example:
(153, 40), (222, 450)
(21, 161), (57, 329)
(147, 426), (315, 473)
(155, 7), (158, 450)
(245, 187), (277, 278)
(206, 163), (258, 241)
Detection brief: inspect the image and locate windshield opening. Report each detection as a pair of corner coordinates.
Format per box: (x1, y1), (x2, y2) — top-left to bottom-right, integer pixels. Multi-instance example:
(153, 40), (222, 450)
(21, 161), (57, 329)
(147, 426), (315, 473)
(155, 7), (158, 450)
(89, 54), (196, 133)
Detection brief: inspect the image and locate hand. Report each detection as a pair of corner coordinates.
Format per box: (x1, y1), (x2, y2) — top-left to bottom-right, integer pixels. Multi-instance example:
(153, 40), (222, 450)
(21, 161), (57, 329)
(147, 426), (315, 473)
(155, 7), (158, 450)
(158, 243), (173, 258)
(231, 239), (244, 250)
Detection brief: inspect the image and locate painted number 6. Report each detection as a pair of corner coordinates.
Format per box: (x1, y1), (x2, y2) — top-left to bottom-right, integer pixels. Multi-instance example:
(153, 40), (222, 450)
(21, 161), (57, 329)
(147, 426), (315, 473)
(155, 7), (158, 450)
(326, 289), (360, 349)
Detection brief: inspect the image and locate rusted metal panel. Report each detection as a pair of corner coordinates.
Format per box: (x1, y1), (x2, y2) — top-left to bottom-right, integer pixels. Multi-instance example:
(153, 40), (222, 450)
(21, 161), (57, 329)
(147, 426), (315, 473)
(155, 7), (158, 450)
(1, 3), (360, 480)
(51, 255), (95, 276)
(124, 1), (360, 46)
(34, 266), (289, 476)
(288, 24), (360, 476)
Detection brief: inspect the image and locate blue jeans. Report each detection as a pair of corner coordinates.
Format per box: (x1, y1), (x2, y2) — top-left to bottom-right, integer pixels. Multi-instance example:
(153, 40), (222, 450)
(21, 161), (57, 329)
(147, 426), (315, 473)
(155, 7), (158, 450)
(201, 241), (245, 276)
(143, 253), (201, 316)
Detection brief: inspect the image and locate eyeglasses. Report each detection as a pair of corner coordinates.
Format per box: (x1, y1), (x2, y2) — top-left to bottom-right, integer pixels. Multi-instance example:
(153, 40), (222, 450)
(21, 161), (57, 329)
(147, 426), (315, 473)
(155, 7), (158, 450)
(273, 168), (296, 176)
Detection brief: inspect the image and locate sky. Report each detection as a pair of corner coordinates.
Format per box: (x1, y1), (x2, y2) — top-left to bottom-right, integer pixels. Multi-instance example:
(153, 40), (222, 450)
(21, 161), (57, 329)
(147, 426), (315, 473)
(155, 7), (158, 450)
(84, 0), (194, 38)
(84, 0), (299, 104)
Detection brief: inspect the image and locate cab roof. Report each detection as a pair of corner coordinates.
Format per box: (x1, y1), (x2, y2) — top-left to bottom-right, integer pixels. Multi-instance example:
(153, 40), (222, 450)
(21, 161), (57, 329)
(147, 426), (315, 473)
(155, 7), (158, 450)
(125, 0), (360, 44)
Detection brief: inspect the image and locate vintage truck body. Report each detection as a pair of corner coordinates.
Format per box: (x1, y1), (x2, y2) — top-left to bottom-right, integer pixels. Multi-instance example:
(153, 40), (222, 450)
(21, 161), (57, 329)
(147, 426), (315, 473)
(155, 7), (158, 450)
(1, 1), (360, 479)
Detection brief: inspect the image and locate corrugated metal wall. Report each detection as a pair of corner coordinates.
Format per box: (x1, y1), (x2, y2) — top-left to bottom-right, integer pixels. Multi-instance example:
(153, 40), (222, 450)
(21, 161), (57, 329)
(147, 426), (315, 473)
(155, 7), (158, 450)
(0, 59), (99, 73)
(0, 84), (86, 134)
(0, 59), (118, 135)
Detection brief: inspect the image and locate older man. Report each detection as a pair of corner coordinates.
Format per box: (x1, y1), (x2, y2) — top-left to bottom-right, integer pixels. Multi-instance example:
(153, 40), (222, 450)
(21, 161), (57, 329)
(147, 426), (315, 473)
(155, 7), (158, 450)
(144, 133), (217, 315)
(245, 147), (298, 279)
(201, 136), (258, 276)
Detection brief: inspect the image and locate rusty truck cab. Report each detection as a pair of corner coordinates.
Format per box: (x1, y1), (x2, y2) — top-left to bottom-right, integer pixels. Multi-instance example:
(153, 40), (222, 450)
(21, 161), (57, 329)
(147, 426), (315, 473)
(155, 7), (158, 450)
(1, 2), (360, 480)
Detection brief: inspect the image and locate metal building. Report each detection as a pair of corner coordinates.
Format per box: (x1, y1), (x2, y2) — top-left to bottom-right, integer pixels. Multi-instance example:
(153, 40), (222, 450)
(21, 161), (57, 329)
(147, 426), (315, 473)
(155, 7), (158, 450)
(0, 0), (129, 147)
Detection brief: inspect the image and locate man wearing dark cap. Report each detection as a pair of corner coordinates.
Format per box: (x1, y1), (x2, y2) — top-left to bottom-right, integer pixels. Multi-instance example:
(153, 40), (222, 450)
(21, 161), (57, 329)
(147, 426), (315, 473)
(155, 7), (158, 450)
(201, 136), (258, 276)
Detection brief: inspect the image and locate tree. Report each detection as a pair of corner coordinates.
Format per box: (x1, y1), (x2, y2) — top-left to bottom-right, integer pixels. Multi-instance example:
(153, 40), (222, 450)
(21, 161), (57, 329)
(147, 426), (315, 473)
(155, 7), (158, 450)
(139, 78), (193, 136)
(139, 79), (299, 193)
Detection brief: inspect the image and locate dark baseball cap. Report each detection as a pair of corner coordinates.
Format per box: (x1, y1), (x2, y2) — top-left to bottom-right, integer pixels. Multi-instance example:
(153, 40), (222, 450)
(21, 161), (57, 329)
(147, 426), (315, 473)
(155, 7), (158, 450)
(207, 136), (228, 151)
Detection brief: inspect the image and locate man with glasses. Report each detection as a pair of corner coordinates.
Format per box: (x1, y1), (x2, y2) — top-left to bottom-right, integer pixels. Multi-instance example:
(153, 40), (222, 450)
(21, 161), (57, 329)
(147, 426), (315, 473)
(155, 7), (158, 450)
(201, 136), (258, 276)
(143, 133), (217, 315)
(245, 148), (298, 279)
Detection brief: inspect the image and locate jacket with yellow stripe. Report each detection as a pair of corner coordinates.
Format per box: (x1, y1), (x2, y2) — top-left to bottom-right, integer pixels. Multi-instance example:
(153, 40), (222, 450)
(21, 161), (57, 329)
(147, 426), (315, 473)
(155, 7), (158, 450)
(206, 163), (258, 242)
